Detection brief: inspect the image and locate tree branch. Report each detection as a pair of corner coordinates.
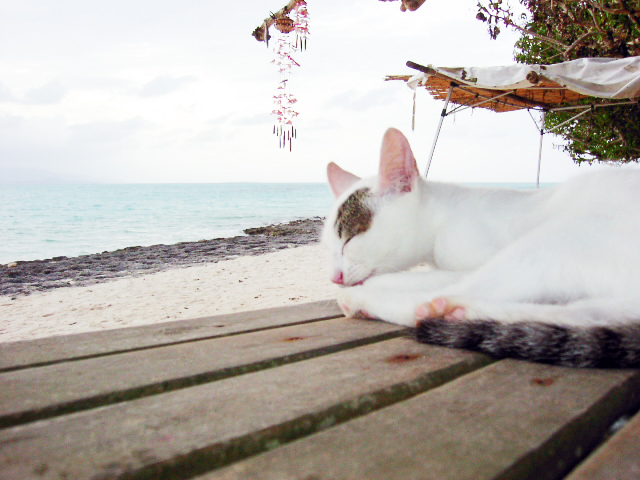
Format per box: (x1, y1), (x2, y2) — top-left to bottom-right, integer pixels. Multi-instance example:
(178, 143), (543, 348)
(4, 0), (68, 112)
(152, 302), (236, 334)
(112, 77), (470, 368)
(507, 22), (570, 50)
(251, 0), (300, 43)
(562, 30), (597, 58)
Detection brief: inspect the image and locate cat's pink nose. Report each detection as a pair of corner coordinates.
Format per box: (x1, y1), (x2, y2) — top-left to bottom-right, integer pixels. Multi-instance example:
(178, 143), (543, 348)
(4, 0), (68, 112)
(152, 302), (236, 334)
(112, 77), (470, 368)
(331, 271), (344, 285)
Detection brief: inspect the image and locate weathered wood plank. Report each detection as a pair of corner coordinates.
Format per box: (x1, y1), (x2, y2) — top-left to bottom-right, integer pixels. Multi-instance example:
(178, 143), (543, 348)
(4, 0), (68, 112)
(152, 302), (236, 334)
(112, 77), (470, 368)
(207, 361), (640, 480)
(0, 317), (403, 428)
(0, 300), (342, 371)
(565, 410), (640, 480)
(0, 338), (491, 480)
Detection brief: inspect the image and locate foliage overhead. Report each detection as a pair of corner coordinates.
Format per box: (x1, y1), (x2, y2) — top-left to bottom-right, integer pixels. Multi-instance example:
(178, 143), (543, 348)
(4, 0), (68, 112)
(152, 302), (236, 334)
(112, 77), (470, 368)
(476, 0), (640, 163)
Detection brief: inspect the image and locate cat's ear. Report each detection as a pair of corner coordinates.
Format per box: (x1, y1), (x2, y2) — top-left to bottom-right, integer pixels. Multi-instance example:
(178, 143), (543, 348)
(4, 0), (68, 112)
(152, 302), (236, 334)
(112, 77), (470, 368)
(327, 162), (360, 198)
(378, 128), (420, 194)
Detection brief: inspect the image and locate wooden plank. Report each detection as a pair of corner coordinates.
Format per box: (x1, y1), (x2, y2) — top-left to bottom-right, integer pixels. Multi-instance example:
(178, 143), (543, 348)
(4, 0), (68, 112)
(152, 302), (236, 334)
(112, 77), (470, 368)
(0, 300), (342, 371)
(565, 410), (640, 480)
(0, 338), (491, 480)
(0, 317), (403, 428)
(207, 361), (640, 480)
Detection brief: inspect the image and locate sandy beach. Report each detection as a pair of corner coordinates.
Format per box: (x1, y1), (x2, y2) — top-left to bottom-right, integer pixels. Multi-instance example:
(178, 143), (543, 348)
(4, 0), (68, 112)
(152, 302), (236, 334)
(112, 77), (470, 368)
(0, 221), (338, 343)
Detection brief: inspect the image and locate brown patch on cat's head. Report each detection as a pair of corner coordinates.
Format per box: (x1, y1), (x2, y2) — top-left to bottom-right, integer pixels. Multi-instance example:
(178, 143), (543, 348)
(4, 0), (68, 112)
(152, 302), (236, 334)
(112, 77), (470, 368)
(335, 188), (373, 242)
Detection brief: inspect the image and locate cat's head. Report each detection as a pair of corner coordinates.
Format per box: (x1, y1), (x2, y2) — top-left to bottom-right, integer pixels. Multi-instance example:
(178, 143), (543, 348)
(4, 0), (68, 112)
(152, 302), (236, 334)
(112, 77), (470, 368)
(323, 128), (422, 286)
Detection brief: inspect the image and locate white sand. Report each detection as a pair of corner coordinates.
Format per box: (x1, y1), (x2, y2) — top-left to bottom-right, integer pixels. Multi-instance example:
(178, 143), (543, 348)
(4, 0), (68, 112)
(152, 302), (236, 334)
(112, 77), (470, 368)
(0, 244), (339, 343)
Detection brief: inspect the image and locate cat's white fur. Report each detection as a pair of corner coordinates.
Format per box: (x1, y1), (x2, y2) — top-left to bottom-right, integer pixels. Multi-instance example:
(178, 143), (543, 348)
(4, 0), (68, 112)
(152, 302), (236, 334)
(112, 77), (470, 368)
(323, 128), (640, 337)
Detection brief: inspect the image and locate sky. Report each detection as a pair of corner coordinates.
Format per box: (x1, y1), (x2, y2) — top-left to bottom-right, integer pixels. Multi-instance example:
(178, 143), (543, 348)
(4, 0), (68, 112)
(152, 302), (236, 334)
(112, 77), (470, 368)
(0, 0), (605, 184)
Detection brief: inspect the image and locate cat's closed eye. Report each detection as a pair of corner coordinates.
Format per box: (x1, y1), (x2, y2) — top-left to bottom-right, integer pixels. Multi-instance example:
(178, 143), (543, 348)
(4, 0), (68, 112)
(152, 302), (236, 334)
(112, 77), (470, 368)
(334, 188), (373, 244)
(341, 236), (356, 253)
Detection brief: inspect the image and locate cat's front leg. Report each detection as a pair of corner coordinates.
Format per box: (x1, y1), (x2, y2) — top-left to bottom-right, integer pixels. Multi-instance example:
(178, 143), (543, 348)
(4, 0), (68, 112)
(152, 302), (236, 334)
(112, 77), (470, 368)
(337, 285), (419, 327)
(337, 271), (463, 327)
(341, 289), (501, 326)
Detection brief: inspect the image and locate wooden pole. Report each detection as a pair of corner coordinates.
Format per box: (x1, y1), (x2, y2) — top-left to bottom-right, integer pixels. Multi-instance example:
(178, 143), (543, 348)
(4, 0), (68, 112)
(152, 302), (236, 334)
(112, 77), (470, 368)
(425, 84), (454, 177)
(536, 111), (546, 188)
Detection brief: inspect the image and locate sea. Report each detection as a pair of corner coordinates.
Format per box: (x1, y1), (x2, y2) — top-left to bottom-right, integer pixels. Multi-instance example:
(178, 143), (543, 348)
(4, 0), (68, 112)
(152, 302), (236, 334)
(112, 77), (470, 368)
(0, 182), (544, 264)
(0, 183), (334, 264)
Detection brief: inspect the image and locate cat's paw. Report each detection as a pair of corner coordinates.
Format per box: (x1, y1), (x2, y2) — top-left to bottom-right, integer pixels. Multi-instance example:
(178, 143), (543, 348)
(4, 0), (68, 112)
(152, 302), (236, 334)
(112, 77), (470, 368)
(337, 286), (416, 327)
(337, 288), (379, 320)
(415, 297), (466, 321)
(338, 301), (377, 320)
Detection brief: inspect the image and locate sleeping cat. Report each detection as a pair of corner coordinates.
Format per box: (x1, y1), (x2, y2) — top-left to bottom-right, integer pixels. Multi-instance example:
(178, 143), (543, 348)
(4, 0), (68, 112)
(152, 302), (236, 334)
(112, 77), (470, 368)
(324, 127), (640, 368)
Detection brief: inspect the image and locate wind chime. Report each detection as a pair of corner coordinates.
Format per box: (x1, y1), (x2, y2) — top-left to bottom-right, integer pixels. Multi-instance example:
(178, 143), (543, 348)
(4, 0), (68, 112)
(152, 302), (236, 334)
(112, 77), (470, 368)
(270, 0), (309, 151)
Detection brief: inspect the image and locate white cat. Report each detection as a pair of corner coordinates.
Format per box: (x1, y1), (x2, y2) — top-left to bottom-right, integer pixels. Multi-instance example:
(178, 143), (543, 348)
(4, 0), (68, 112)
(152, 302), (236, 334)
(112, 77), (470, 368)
(324, 128), (640, 368)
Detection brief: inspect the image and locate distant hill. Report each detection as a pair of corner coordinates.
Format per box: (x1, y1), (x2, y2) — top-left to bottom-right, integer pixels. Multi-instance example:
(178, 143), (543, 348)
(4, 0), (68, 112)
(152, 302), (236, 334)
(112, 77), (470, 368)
(0, 167), (102, 184)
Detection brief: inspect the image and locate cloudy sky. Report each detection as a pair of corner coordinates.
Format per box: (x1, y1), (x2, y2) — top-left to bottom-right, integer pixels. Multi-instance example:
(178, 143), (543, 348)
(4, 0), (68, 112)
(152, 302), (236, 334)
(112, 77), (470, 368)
(0, 0), (600, 184)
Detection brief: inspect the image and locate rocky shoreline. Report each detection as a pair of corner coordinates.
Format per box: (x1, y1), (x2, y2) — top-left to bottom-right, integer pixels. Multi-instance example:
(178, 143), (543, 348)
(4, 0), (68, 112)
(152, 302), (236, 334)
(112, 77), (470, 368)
(1, 217), (325, 297)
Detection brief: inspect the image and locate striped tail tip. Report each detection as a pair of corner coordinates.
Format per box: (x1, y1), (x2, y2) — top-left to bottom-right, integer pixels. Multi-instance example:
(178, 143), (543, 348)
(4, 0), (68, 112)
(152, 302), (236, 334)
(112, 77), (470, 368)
(415, 318), (640, 368)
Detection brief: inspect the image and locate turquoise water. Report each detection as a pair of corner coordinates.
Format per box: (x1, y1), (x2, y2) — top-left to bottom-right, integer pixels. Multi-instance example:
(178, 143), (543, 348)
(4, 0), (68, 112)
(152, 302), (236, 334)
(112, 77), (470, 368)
(0, 183), (333, 263)
(0, 182), (550, 264)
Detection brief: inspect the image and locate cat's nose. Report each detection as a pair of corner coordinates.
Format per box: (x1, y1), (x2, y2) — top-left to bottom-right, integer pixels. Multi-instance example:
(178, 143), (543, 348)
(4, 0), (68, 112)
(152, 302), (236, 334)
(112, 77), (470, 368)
(331, 271), (344, 285)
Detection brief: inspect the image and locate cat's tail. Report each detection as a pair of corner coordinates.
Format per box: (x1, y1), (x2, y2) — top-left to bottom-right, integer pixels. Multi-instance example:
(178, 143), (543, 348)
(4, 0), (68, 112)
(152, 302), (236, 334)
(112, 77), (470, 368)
(415, 318), (640, 368)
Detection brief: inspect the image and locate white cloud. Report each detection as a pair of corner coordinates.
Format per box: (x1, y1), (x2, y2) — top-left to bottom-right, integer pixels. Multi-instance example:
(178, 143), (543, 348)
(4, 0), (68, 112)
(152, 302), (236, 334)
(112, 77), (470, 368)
(0, 80), (67, 105)
(192, 127), (223, 143)
(138, 75), (197, 98)
(231, 112), (272, 126)
(68, 117), (144, 144)
(0, 82), (16, 102)
(0, 113), (23, 128)
(325, 85), (403, 112)
(24, 80), (67, 104)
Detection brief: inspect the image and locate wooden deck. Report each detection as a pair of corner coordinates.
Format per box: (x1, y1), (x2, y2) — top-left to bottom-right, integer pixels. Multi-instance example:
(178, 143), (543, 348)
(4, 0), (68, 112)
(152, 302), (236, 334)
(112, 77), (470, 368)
(1, 300), (639, 480)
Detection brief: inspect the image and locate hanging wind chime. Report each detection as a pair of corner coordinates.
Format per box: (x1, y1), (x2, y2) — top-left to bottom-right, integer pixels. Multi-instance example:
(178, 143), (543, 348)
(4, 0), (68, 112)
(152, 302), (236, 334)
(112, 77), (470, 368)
(270, 0), (309, 151)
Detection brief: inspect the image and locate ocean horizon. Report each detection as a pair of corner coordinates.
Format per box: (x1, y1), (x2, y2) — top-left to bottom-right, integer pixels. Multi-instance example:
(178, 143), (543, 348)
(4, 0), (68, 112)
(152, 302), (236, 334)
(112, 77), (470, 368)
(1, 181), (546, 264)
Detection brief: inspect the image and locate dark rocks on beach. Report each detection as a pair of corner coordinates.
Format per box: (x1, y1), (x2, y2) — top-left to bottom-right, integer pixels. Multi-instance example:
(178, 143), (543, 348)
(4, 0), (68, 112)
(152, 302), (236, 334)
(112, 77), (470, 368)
(243, 218), (325, 236)
(0, 217), (325, 297)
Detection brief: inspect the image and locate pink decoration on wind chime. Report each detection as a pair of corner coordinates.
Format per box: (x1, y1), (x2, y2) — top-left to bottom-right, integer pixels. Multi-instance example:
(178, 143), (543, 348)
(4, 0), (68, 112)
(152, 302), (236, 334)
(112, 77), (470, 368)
(271, 0), (309, 151)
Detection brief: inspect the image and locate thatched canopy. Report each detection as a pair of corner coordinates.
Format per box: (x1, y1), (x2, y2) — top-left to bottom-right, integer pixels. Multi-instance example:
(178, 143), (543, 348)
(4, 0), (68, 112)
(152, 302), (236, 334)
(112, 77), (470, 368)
(387, 58), (640, 114)
(387, 67), (585, 113)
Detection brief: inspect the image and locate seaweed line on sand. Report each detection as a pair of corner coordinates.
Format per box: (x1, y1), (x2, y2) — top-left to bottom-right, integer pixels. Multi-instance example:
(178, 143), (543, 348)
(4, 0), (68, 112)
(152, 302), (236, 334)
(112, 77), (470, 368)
(0, 217), (325, 298)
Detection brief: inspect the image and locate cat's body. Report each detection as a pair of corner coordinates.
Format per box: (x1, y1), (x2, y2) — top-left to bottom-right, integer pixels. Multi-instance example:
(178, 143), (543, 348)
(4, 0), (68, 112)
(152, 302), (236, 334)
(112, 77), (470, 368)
(324, 128), (640, 368)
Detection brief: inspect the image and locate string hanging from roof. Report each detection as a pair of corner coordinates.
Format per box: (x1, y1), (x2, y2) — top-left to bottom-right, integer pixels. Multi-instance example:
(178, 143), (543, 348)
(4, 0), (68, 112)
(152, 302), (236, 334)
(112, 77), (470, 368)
(269, 0), (309, 151)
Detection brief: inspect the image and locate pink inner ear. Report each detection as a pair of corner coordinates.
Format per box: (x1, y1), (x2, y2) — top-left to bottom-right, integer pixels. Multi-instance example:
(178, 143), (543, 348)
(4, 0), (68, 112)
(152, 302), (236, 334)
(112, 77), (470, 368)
(378, 128), (419, 194)
(327, 162), (360, 198)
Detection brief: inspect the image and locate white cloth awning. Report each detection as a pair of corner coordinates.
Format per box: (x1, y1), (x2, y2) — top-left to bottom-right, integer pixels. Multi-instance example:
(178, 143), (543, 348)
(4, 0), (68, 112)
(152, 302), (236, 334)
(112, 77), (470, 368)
(413, 57), (640, 100)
